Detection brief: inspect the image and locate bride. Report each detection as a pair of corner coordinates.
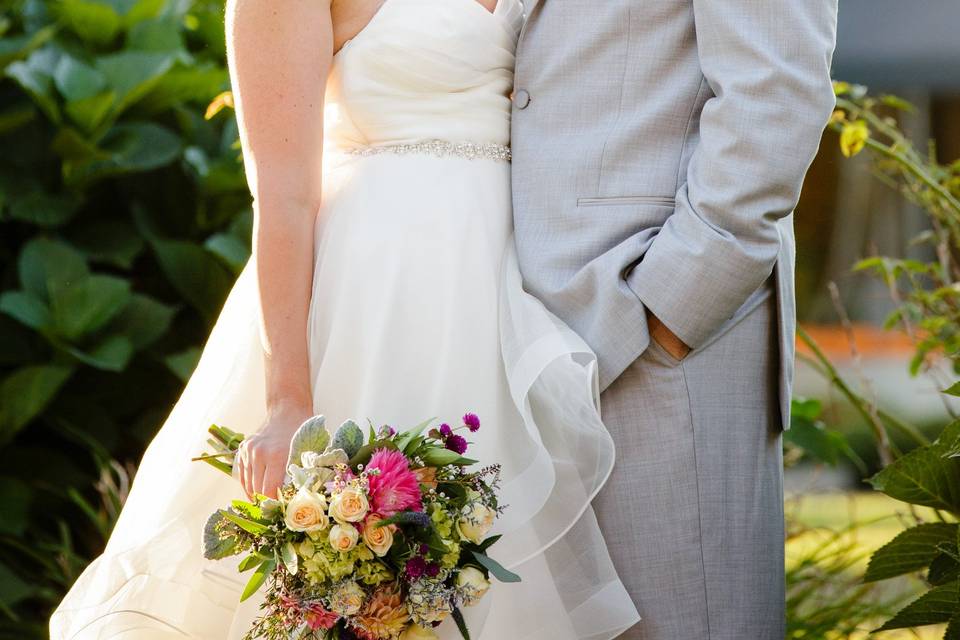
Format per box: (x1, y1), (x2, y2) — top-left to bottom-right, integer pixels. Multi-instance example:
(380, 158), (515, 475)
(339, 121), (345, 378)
(50, 0), (640, 638)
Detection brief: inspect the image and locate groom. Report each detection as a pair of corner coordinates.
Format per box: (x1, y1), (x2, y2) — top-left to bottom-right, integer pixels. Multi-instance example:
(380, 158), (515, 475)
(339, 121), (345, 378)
(510, 1), (838, 638)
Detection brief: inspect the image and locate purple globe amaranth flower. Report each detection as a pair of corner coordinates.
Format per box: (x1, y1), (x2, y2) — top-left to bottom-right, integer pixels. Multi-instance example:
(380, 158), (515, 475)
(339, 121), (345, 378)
(445, 434), (468, 455)
(463, 413), (481, 432)
(438, 423), (453, 438)
(406, 556), (427, 579)
(425, 562), (441, 578)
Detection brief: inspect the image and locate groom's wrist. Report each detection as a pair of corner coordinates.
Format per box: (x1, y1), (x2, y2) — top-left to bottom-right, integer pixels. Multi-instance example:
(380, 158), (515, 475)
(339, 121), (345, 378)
(646, 308), (691, 361)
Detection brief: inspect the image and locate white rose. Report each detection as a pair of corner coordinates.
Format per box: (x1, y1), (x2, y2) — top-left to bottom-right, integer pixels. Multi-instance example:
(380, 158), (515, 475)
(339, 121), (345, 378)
(456, 566), (491, 606)
(328, 486), (370, 524)
(400, 624), (439, 640)
(329, 523), (359, 552)
(283, 487), (329, 532)
(456, 501), (496, 544)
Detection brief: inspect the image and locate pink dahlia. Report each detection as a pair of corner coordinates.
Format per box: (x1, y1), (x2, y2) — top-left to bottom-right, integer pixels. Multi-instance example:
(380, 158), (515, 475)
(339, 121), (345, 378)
(366, 448), (423, 516)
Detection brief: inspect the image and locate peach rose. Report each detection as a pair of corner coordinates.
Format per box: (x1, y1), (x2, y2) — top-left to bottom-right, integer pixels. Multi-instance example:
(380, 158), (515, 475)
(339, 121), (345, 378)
(328, 486), (369, 524)
(329, 523), (359, 552)
(362, 514), (395, 557)
(283, 488), (329, 532)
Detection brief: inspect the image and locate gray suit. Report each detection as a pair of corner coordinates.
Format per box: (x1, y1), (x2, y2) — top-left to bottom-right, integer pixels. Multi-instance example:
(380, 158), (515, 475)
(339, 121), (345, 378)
(510, 0), (838, 637)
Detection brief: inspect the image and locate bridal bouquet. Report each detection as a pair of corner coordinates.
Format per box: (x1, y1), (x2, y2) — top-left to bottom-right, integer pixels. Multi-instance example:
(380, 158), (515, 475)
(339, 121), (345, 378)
(194, 413), (518, 640)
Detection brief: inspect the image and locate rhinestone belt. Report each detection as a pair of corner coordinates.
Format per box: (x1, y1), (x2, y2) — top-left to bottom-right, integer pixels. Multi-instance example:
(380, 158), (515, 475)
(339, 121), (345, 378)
(346, 140), (511, 162)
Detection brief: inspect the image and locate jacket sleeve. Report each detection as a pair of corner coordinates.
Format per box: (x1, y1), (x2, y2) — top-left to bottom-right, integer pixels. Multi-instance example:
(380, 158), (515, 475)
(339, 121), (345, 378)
(627, 0), (838, 348)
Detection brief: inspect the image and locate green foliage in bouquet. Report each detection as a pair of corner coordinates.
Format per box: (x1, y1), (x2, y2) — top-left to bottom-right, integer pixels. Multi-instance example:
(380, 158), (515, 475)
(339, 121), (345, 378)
(800, 83), (960, 637)
(0, 0), (250, 633)
(194, 414), (515, 640)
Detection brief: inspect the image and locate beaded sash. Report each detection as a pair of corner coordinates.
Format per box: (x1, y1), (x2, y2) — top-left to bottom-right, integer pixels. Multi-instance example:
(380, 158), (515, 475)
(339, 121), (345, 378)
(346, 139), (512, 162)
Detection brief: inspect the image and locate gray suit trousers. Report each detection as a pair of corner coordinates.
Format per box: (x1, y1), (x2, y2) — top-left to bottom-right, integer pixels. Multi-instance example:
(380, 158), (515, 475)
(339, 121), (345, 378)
(594, 290), (785, 639)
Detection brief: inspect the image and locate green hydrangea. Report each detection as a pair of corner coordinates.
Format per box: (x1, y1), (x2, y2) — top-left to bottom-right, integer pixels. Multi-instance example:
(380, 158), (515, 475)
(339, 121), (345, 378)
(298, 537), (371, 584)
(428, 502), (461, 568)
(355, 558), (394, 586)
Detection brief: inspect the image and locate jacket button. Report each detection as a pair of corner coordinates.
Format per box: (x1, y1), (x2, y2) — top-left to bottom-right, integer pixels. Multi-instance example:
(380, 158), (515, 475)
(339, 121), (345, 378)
(512, 89), (531, 109)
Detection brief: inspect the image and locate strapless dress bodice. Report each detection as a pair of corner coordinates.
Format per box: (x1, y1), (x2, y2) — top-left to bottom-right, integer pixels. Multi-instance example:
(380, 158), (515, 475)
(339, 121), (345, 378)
(323, 0), (523, 153)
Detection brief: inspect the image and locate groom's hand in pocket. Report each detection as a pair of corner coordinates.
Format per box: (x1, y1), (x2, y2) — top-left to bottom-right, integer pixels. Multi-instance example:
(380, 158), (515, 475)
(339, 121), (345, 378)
(646, 308), (691, 361)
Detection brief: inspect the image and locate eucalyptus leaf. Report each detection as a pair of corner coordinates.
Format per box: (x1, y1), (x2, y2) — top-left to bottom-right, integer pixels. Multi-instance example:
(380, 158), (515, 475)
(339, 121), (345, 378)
(240, 557), (275, 601)
(468, 550), (520, 583)
(281, 541), (299, 576)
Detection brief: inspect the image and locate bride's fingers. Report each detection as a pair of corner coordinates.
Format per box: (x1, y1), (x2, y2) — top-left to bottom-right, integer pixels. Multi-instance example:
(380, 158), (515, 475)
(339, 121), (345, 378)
(261, 465), (283, 499)
(250, 450), (264, 499)
(237, 441), (252, 499)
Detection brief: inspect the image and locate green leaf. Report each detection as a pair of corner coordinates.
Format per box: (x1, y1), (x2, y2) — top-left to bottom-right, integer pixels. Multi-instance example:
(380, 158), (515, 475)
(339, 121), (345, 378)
(7, 191), (79, 228)
(475, 534), (502, 553)
(240, 557), (275, 601)
(64, 89), (116, 134)
(469, 550), (520, 583)
(237, 553), (263, 572)
(876, 580), (959, 631)
(395, 417), (436, 452)
(49, 274), (132, 340)
(420, 447), (477, 467)
(0, 477), (31, 536)
(0, 365), (73, 441)
(204, 232), (249, 274)
(100, 121), (181, 171)
(18, 237), (89, 301)
(126, 16), (185, 52)
(5, 51), (61, 123)
(0, 291), (51, 331)
(164, 347), (200, 382)
(70, 219), (145, 269)
(202, 510), (239, 560)
(281, 541), (298, 576)
(944, 382), (960, 398)
(865, 523), (959, 582)
(287, 415), (329, 467)
(109, 293), (175, 349)
(451, 607), (471, 640)
(219, 508), (269, 535)
(0, 560), (34, 609)
(880, 94), (916, 113)
(53, 54), (107, 102)
(928, 552), (960, 586)
(139, 63), (228, 114)
(67, 334), (134, 371)
(95, 50), (174, 116)
(869, 419), (960, 513)
(54, 0), (122, 46)
(946, 614), (960, 640)
(148, 236), (232, 320)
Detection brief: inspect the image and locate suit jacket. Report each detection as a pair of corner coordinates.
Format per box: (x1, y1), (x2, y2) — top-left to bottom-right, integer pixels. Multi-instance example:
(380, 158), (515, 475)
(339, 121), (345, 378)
(510, 0), (839, 427)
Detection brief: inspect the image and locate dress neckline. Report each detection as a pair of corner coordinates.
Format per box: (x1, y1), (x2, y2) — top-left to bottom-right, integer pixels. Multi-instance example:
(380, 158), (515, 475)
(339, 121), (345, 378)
(333, 0), (521, 60)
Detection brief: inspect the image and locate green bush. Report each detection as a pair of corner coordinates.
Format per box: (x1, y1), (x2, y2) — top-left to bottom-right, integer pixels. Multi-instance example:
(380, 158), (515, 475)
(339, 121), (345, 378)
(0, 0), (249, 634)
(799, 84), (960, 637)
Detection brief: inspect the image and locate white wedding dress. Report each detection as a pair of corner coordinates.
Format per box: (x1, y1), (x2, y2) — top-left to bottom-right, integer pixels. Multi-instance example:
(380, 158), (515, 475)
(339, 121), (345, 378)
(50, 0), (640, 638)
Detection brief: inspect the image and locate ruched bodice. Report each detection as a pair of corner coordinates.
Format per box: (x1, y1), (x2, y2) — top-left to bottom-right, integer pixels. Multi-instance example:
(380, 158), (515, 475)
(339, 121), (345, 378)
(324, 0), (523, 151)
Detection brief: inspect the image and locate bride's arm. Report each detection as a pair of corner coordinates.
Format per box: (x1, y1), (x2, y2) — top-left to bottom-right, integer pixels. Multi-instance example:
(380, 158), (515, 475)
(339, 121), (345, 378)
(226, 0), (333, 499)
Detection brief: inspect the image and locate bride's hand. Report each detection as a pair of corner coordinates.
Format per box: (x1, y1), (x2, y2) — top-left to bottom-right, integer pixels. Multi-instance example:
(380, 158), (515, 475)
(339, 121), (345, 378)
(237, 403), (312, 499)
